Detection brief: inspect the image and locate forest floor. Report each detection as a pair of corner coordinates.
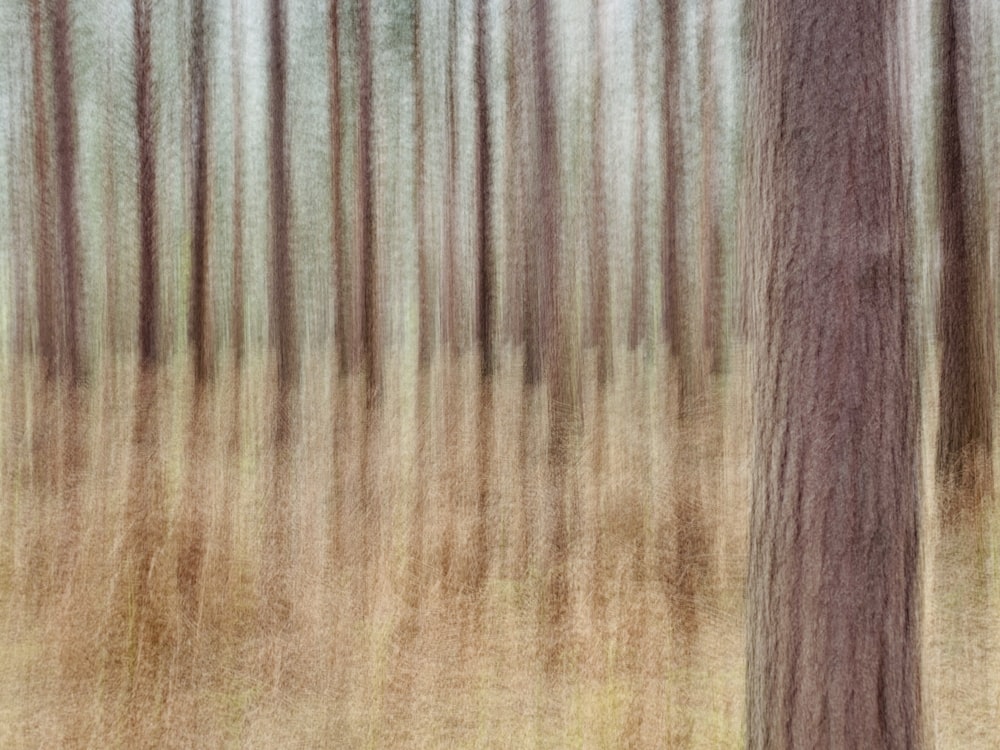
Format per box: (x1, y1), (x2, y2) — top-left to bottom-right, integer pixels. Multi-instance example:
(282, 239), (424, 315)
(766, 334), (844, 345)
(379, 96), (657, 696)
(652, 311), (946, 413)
(0, 350), (997, 748)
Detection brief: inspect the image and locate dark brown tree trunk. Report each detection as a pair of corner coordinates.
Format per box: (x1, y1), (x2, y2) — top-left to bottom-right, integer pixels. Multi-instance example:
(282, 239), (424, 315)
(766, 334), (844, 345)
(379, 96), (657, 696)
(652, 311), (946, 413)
(660, 0), (682, 357)
(744, 0), (922, 746)
(50, 0), (86, 385)
(329, 0), (350, 377)
(134, 0), (160, 371)
(936, 0), (995, 512)
(697, 4), (724, 377)
(589, 0), (612, 388)
(231, 0), (246, 368)
(189, 0), (212, 385)
(268, 0), (299, 402)
(30, 0), (58, 381)
(357, 0), (379, 409)
(441, 1), (460, 360)
(660, 0), (696, 415)
(628, 3), (648, 354)
(413, 0), (433, 371)
(475, 0), (494, 381)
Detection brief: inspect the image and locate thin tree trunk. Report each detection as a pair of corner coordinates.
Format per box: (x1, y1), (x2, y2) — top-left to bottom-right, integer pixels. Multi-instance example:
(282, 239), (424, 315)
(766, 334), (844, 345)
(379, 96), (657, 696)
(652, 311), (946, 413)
(189, 0), (212, 385)
(50, 0), (86, 385)
(231, 0), (246, 368)
(329, 0), (350, 377)
(744, 0), (922, 745)
(414, 0), (433, 371)
(936, 0), (995, 512)
(590, 0), (612, 388)
(31, 0), (58, 381)
(134, 0), (160, 371)
(628, 2), (647, 353)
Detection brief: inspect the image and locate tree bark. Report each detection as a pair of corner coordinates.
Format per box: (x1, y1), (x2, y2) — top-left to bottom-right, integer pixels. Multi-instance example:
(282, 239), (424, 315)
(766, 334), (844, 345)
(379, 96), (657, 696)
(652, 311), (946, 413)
(935, 0), (995, 511)
(190, 0), (212, 384)
(268, 0), (299, 403)
(744, 0), (922, 746)
(231, 0), (246, 367)
(134, 0), (160, 371)
(329, 0), (350, 376)
(413, 0), (433, 370)
(589, 0), (612, 387)
(357, 0), (379, 409)
(50, 0), (86, 384)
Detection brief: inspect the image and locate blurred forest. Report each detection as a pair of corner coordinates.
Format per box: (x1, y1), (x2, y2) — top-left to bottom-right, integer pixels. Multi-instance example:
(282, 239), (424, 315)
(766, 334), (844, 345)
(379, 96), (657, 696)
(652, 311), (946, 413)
(1, 0), (1000, 746)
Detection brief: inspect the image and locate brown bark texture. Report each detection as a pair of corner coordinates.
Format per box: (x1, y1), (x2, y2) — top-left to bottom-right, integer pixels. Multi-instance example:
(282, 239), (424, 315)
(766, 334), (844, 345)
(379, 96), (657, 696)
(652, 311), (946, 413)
(628, 2), (647, 353)
(231, 0), (246, 366)
(268, 0), (299, 399)
(413, 0), (433, 370)
(744, 0), (922, 747)
(31, 0), (58, 380)
(329, 0), (350, 376)
(589, 0), (612, 386)
(935, 0), (995, 507)
(51, 0), (86, 384)
(358, 0), (380, 408)
(134, 0), (160, 371)
(190, 0), (212, 384)
(475, 0), (494, 380)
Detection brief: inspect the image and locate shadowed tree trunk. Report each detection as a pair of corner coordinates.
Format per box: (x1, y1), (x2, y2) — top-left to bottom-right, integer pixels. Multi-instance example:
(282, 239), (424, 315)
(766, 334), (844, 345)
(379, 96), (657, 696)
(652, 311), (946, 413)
(589, 0), (612, 388)
(414, 0), (433, 371)
(134, 0), (160, 371)
(697, 2), (725, 377)
(472, 0), (494, 595)
(329, 0), (350, 377)
(189, 0), (212, 385)
(358, 0), (379, 409)
(936, 0), (995, 513)
(628, 2), (648, 354)
(660, 0), (696, 416)
(744, 0), (922, 746)
(441, 0), (461, 360)
(231, 0), (246, 369)
(31, 0), (58, 382)
(51, 0), (86, 385)
(268, 0), (299, 407)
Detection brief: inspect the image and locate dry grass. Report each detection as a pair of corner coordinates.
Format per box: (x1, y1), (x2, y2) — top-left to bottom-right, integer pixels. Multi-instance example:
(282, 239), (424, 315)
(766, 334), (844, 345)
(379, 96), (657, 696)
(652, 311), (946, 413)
(0, 349), (996, 748)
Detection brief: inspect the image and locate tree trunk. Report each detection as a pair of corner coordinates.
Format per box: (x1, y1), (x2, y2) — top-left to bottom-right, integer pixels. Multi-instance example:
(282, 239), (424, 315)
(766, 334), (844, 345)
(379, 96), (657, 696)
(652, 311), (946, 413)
(744, 1), (922, 746)
(231, 0), (246, 367)
(413, 0), (433, 371)
(134, 0), (160, 371)
(628, 1), (647, 354)
(357, 0), (379, 409)
(190, 0), (212, 384)
(329, 0), (350, 377)
(50, 0), (86, 385)
(589, 0), (612, 387)
(936, 0), (995, 512)
(268, 0), (299, 403)
(31, 0), (58, 381)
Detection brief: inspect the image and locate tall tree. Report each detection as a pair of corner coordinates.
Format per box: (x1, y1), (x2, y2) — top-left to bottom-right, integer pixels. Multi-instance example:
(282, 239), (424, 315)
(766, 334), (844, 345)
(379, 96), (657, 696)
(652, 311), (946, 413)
(134, 0), (160, 371)
(357, 0), (379, 407)
(475, 0), (494, 379)
(441, 0), (461, 359)
(329, 0), (349, 376)
(230, 0), (246, 367)
(660, 0), (695, 414)
(936, 0), (995, 510)
(30, 0), (58, 381)
(628, 2), (648, 353)
(697, 1), (725, 376)
(50, 0), (86, 384)
(589, 0), (612, 386)
(413, 0), (433, 370)
(744, 0), (922, 746)
(268, 0), (299, 400)
(189, 0), (212, 384)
